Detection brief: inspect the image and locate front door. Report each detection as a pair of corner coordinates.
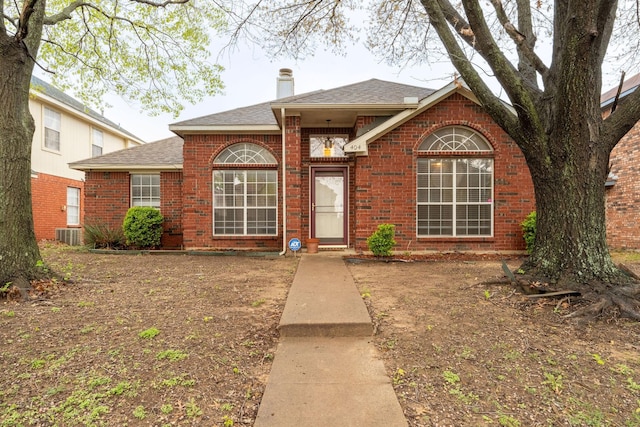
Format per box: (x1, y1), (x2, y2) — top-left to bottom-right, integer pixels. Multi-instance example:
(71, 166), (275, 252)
(311, 167), (347, 245)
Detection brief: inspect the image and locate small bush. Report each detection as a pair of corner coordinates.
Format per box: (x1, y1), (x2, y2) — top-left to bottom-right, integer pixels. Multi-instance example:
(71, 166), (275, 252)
(84, 223), (126, 249)
(366, 224), (397, 257)
(521, 211), (536, 253)
(122, 207), (163, 249)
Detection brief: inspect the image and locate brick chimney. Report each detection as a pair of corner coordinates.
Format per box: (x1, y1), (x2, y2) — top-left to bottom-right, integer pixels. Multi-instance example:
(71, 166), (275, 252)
(276, 68), (294, 99)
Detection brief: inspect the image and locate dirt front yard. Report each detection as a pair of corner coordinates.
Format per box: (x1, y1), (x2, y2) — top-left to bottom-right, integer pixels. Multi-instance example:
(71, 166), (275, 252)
(1, 244), (640, 426)
(348, 254), (640, 427)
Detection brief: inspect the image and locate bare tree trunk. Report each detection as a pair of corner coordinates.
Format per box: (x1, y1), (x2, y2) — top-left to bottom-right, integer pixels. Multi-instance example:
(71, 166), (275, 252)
(515, 0), (625, 289)
(522, 146), (621, 287)
(0, 29), (43, 291)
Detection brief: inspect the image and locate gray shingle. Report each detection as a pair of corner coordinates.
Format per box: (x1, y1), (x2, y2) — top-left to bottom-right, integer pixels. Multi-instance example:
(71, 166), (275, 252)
(69, 136), (183, 169)
(172, 79), (435, 127)
(278, 79), (434, 105)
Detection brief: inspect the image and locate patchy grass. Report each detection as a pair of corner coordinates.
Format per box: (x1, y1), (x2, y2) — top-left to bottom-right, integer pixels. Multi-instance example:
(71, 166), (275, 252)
(0, 243), (297, 426)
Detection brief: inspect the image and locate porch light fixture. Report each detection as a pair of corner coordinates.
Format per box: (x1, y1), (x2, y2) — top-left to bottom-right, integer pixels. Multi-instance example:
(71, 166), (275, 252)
(323, 120), (334, 156)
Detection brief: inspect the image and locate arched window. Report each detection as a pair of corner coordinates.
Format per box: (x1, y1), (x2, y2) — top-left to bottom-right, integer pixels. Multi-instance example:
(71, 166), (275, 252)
(416, 126), (493, 237)
(215, 143), (277, 165)
(213, 143), (277, 235)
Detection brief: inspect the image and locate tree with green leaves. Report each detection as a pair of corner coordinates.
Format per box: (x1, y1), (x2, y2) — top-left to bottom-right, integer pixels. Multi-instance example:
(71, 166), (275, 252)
(0, 1), (225, 291)
(229, 0), (640, 319)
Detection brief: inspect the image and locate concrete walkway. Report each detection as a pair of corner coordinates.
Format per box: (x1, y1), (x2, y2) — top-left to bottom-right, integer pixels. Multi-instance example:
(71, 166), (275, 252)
(254, 253), (408, 427)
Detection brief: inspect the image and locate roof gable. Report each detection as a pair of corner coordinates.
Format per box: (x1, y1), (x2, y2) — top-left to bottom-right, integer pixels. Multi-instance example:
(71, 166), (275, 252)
(344, 80), (502, 156)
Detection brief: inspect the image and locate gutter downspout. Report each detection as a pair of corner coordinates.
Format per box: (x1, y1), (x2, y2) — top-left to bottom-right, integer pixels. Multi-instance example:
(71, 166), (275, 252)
(279, 107), (287, 255)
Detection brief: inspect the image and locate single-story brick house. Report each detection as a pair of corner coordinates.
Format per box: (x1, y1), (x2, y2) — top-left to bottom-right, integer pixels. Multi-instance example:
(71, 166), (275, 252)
(70, 70), (535, 253)
(602, 73), (640, 249)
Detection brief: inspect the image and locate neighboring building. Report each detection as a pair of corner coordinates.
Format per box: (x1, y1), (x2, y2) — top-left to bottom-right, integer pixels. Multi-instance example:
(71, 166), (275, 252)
(29, 76), (144, 243)
(71, 69), (535, 253)
(602, 73), (640, 249)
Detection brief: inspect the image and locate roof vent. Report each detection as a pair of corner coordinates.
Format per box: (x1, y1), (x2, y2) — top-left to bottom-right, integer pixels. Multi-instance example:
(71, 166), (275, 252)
(277, 68), (294, 99)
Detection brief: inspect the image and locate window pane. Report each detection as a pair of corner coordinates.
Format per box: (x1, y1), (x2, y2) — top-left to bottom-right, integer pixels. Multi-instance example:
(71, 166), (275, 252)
(92, 128), (103, 157)
(44, 128), (60, 151)
(212, 169), (277, 235)
(418, 126), (493, 152)
(417, 158), (493, 237)
(310, 135), (349, 158)
(44, 108), (61, 151)
(214, 143), (276, 164)
(66, 187), (80, 225)
(131, 174), (160, 208)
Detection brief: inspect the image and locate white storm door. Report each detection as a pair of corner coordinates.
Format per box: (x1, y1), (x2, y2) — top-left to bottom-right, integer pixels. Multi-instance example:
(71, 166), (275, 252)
(311, 167), (347, 245)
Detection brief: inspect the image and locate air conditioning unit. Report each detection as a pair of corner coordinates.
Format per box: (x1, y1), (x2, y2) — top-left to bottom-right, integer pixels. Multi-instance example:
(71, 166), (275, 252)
(55, 228), (83, 246)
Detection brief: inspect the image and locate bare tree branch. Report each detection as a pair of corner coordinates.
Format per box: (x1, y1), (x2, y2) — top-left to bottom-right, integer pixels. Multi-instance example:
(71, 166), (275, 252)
(488, 0), (548, 83)
(44, 1), (93, 25)
(132, 0), (189, 6)
(1, 0), (10, 33)
(419, 0), (521, 138)
(603, 82), (640, 151)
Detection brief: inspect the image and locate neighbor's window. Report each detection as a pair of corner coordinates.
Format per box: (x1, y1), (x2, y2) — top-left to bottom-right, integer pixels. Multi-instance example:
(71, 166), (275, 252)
(417, 126), (493, 237)
(92, 128), (104, 157)
(131, 174), (160, 208)
(213, 143), (278, 235)
(44, 107), (61, 151)
(66, 187), (80, 226)
(310, 135), (349, 158)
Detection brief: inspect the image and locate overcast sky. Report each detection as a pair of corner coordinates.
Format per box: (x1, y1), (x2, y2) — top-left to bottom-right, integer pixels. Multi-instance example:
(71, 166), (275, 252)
(102, 43), (463, 143)
(99, 37), (629, 143)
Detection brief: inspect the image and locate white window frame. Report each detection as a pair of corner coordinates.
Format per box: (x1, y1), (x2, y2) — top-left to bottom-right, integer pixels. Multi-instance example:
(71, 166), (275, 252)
(416, 126), (494, 238)
(92, 128), (104, 157)
(44, 107), (61, 152)
(131, 174), (160, 208)
(212, 143), (278, 236)
(66, 187), (81, 226)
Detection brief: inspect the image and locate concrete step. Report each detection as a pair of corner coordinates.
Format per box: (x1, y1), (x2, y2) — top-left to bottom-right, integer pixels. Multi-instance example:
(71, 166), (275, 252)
(277, 255), (373, 337)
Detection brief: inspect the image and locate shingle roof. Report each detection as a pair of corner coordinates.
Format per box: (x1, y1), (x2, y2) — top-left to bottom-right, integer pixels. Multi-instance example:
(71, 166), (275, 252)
(69, 136), (183, 170)
(172, 101), (278, 126)
(276, 79), (435, 105)
(76, 78), (439, 170)
(31, 75), (144, 142)
(172, 79), (435, 127)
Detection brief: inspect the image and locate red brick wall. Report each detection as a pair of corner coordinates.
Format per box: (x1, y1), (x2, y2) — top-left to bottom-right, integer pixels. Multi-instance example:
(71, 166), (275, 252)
(82, 93), (536, 252)
(31, 173), (84, 240)
(84, 171), (184, 247)
(284, 117), (302, 246)
(351, 94), (535, 252)
(606, 120), (640, 249)
(182, 134), (283, 250)
(161, 171), (184, 248)
(84, 171), (130, 230)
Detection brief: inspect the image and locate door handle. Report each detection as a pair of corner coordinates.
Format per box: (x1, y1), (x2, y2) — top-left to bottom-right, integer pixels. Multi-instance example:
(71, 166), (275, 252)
(312, 203), (315, 212)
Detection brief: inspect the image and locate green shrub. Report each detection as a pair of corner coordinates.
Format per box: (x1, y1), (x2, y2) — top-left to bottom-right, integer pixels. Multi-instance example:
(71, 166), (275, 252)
(366, 224), (397, 257)
(122, 207), (163, 248)
(84, 223), (126, 249)
(520, 211), (536, 254)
